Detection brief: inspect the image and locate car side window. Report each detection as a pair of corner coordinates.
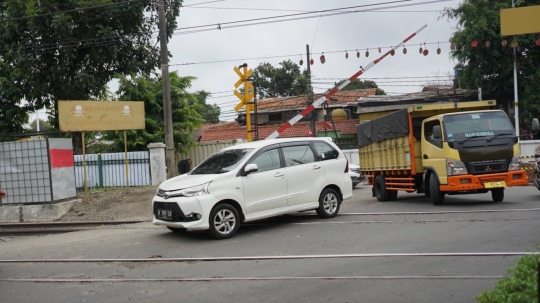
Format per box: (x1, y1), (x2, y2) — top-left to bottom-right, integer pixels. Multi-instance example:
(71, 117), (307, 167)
(249, 149), (281, 173)
(282, 145), (315, 167)
(312, 141), (339, 161)
(424, 120), (443, 148)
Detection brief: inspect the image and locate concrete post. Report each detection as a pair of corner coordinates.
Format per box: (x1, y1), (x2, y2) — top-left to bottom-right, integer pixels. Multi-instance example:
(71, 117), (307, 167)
(148, 143), (167, 185)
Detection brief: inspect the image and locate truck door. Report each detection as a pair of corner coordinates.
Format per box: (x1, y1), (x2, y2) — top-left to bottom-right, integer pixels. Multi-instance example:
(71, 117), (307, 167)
(422, 119), (449, 184)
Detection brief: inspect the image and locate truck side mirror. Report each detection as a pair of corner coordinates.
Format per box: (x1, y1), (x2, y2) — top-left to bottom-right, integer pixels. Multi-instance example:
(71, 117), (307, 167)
(432, 125), (442, 140)
(532, 118), (539, 134)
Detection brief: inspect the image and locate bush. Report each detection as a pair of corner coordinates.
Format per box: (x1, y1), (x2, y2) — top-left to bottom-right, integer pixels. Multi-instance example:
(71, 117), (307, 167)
(477, 254), (539, 303)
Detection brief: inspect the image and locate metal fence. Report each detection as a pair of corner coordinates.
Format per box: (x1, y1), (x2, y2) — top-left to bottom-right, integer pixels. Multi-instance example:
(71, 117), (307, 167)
(74, 151), (151, 191)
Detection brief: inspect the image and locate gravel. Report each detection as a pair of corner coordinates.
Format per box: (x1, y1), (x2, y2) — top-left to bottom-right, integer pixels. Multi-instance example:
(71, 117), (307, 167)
(59, 186), (158, 222)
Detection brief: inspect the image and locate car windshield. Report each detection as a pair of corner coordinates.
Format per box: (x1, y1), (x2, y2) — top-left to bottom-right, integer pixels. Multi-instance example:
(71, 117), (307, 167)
(191, 148), (254, 175)
(443, 111), (514, 142)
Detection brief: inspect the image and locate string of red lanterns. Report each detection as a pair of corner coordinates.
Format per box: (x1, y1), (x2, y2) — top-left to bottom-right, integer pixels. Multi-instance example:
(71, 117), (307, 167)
(297, 38), (540, 65)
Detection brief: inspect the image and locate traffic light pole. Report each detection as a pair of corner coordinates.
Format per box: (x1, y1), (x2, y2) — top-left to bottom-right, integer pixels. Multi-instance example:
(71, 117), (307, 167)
(158, 0), (177, 178)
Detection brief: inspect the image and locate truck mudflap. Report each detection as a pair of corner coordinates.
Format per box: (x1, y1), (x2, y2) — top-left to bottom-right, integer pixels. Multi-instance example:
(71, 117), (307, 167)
(439, 170), (528, 192)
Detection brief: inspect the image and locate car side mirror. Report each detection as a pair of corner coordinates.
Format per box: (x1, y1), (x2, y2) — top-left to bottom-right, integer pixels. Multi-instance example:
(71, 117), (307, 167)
(432, 125), (442, 140)
(244, 163), (258, 175)
(532, 118), (539, 134)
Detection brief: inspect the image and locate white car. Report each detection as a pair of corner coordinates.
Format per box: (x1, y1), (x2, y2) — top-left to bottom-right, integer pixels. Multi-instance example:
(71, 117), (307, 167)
(349, 163), (366, 188)
(152, 137), (353, 239)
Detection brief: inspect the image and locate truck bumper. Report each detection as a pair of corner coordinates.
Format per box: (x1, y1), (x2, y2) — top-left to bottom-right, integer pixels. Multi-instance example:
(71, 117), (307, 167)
(439, 170), (528, 192)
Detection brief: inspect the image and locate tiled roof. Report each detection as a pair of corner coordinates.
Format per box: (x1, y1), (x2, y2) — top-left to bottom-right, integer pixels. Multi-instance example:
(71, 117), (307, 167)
(255, 89), (377, 113)
(200, 119), (359, 142)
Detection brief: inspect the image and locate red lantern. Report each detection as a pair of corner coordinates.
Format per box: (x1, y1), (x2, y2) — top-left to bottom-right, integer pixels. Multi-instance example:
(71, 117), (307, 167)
(502, 40), (507, 47)
(423, 49), (429, 56)
(320, 54), (326, 64)
(356, 51), (360, 58)
(365, 50), (370, 57)
(419, 46), (423, 54)
(345, 52), (349, 59)
(403, 46), (407, 54)
(378, 47), (381, 53)
(390, 49), (395, 56)
(471, 40), (478, 47)
(437, 47), (441, 55)
(310, 58), (314, 65)
(450, 43), (456, 50)
(485, 40), (491, 48)
(299, 59), (304, 66)
(536, 39), (540, 46)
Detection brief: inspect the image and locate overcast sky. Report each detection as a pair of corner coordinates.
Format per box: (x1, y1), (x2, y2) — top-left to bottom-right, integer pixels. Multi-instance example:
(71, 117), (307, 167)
(171, 0), (462, 121)
(30, 0), (463, 124)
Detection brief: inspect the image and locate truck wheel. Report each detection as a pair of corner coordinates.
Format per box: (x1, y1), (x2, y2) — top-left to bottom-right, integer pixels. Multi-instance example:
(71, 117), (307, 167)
(374, 175), (390, 202)
(491, 188), (504, 202)
(389, 190), (398, 201)
(429, 174), (445, 205)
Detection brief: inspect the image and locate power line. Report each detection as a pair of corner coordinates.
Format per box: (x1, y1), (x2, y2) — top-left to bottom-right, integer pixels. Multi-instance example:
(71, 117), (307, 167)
(184, 6), (442, 13)
(0, 0), (145, 23)
(182, 0), (226, 7)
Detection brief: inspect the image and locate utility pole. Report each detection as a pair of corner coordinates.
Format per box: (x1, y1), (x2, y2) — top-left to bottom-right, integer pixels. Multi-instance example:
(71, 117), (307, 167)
(158, 0), (177, 178)
(306, 44), (316, 137)
(511, 0), (520, 138)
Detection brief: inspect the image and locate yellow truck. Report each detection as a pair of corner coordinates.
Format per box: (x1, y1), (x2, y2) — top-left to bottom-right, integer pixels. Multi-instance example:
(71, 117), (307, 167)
(357, 100), (539, 205)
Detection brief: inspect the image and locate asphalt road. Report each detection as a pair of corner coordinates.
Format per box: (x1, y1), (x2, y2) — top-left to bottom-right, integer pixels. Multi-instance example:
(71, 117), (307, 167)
(1, 186), (540, 303)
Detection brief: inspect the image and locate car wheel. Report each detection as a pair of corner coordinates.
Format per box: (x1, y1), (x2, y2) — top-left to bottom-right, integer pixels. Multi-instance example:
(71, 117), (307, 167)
(430, 174), (445, 205)
(167, 226), (185, 233)
(316, 188), (341, 218)
(491, 188), (504, 202)
(208, 204), (240, 239)
(374, 175), (390, 202)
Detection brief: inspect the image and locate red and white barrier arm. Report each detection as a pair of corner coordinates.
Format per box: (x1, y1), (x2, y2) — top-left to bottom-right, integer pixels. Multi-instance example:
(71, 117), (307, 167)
(265, 24), (428, 140)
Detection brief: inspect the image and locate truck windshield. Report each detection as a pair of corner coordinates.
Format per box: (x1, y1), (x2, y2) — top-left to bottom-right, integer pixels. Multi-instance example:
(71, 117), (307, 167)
(191, 148), (254, 175)
(443, 111), (514, 142)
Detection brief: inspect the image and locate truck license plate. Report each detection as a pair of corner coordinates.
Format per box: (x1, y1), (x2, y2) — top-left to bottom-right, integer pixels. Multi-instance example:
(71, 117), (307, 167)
(157, 209), (172, 220)
(484, 181), (506, 189)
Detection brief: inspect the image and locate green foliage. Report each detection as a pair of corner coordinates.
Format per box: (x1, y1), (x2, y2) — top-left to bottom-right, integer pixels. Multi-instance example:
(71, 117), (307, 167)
(0, 0), (183, 130)
(107, 72), (204, 154)
(442, 0), (540, 126)
(192, 91), (221, 123)
(252, 60), (309, 98)
(476, 253), (539, 303)
(331, 79), (386, 95)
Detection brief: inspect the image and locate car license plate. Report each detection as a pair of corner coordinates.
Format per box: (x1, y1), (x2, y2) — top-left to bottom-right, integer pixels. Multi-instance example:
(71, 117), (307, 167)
(157, 209), (172, 220)
(484, 181), (506, 189)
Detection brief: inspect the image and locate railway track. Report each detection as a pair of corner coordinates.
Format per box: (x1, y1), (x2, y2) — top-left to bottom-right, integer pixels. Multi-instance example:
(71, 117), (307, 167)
(0, 220), (146, 237)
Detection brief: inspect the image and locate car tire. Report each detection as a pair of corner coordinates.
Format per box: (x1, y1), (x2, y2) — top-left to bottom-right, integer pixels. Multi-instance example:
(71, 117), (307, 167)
(491, 188), (504, 202)
(208, 204), (240, 239)
(374, 175), (390, 202)
(167, 226), (185, 233)
(389, 190), (398, 201)
(316, 188), (341, 219)
(430, 173), (445, 205)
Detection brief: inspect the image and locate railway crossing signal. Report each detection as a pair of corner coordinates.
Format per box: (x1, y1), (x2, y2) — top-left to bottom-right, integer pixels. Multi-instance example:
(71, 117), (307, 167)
(234, 64), (255, 142)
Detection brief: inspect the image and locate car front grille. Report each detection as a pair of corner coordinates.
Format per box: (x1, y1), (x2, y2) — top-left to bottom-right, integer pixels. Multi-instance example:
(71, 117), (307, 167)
(153, 201), (187, 222)
(467, 160), (508, 174)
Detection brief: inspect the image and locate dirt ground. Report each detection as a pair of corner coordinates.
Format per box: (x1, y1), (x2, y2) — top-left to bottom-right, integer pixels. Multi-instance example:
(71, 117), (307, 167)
(59, 186), (158, 222)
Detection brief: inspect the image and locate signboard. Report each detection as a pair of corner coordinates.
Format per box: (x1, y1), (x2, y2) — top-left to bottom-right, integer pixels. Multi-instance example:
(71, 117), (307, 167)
(501, 5), (540, 36)
(59, 101), (145, 132)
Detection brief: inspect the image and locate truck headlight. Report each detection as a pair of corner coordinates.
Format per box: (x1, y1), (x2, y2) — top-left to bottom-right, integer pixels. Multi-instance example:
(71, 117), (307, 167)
(508, 156), (521, 171)
(447, 159), (468, 176)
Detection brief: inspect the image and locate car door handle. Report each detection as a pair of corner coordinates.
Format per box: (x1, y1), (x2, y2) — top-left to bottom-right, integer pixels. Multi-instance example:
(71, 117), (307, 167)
(313, 165), (321, 170)
(274, 172), (284, 178)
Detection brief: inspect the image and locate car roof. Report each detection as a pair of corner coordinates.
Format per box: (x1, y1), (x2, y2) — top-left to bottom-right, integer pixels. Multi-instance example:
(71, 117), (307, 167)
(222, 137), (334, 151)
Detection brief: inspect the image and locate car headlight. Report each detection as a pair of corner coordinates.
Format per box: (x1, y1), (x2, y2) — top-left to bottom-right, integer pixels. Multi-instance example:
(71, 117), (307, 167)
(158, 183), (210, 199)
(508, 156), (521, 171)
(447, 159), (468, 176)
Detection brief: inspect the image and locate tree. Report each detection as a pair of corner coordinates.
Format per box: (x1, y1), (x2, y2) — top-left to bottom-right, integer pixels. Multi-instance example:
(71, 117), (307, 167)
(442, 0), (540, 126)
(106, 72), (204, 154)
(330, 79), (386, 95)
(192, 91), (221, 123)
(252, 60), (309, 98)
(0, 0), (183, 129)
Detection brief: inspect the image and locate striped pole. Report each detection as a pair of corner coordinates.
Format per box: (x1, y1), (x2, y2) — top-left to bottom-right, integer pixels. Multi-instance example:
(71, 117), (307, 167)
(265, 24), (428, 140)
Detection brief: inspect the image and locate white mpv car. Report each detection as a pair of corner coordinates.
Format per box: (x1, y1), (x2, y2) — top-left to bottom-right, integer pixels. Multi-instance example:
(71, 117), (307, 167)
(152, 138), (353, 239)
